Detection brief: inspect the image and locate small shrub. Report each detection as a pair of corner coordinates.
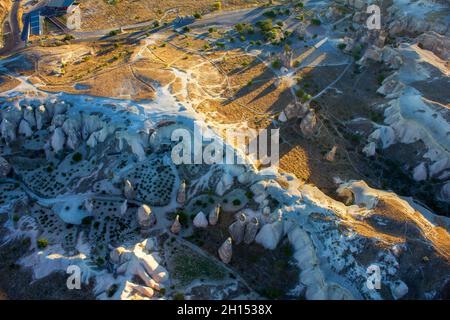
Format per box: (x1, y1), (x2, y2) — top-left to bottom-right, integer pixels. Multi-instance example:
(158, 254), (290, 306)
(174, 293), (185, 300)
(37, 239), (48, 249)
(271, 59), (282, 69)
(63, 34), (75, 41)
(96, 257), (105, 266)
(82, 216), (93, 225)
(107, 284), (118, 298)
(213, 1), (222, 11)
(311, 18), (321, 26)
(108, 29), (120, 36)
(72, 152), (82, 163)
(232, 199), (241, 206)
(177, 211), (189, 226)
(193, 12), (202, 19)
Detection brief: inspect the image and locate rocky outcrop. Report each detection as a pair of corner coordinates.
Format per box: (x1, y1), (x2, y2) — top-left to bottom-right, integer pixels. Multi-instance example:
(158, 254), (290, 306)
(218, 237), (232, 264)
(170, 215), (181, 234)
(18, 119), (33, 137)
(193, 211), (208, 228)
(229, 213), (247, 245)
(137, 204), (156, 228)
(255, 218), (283, 250)
(176, 180), (186, 205)
(0, 156), (11, 177)
(123, 180), (135, 200)
(324, 146), (337, 162)
(1, 118), (17, 144)
(51, 127), (66, 153)
(243, 217), (259, 244)
(300, 111), (317, 137)
(417, 31), (450, 60)
(110, 239), (168, 299)
(208, 204), (221, 225)
(62, 117), (81, 150)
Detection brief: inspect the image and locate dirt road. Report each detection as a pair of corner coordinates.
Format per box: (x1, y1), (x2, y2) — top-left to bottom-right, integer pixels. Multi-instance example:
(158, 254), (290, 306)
(0, 0), (25, 56)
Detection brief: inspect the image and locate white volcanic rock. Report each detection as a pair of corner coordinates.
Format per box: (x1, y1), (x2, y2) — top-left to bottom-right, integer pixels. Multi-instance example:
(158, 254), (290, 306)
(208, 204), (221, 225)
(440, 182), (450, 201)
(35, 105), (48, 130)
(324, 146), (337, 162)
(62, 117), (81, 150)
(176, 180), (186, 204)
(362, 142), (376, 157)
(23, 106), (36, 128)
(82, 114), (103, 140)
(120, 281), (154, 300)
(237, 171), (256, 184)
(51, 127), (66, 153)
(218, 237), (232, 264)
(3, 104), (22, 125)
(52, 114), (66, 127)
(255, 218), (283, 250)
(0, 156), (11, 177)
(243, 217), (259, 244)
(123, 180), (135, 200)
(110, 246), (131, 265)
(229, 213), (247, 244)
(391, 280), (408, 300)
(429, 158), (450, 178)
(412, 162), (427, 181)
(284, 102), (309, 120)
(261, 207), (272, 224)
(300, 111), (317, 137)
(137, 204), (156, 228)
(382, 47), (403, 69)
(87, 127), (109, 148)
(215, 173), (234, 196)
(369, 126), (396, 149)
(417, 32), (449, 60)
(84, 199), (94, 213)
(377, 74), (405, 97)
(49, 100), (68, 116)
(113, 239), (169, 287)
(278, 111), (287, 122)
(86, 133), (99, 148)
(305, 283), (328, 300)
(18, 119), (33, 137)
(327, 284), (353, 300)
(116, 130), (146, 161)
(1, 118), (17, 143)
(193, 211), (208, 228)
(387, 4), (449, 37)
(170, 215), (181, 234)
(359, 46), (382, 65)
(120, 200), (128, 215)
(301, 267), (325, 288)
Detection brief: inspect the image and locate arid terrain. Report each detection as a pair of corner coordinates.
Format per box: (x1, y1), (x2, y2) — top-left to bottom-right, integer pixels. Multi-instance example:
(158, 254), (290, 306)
(0, 0), (449, 300)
